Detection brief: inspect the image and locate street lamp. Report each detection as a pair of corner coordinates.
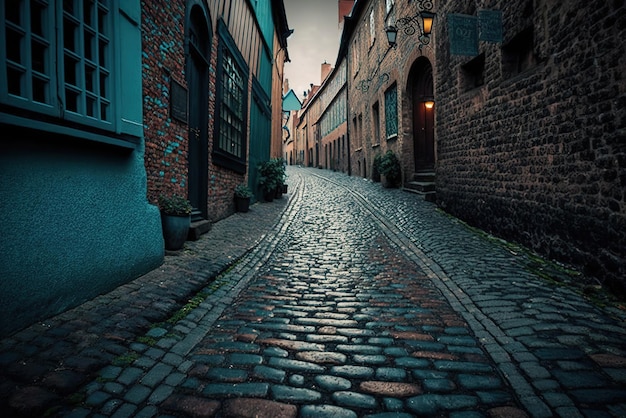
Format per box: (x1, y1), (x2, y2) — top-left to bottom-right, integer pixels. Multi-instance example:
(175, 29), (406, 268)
(385, 1), (436, 49)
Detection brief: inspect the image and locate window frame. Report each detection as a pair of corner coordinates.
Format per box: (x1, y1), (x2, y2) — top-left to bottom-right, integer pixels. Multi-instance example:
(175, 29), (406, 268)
(212, 20), (249, 173)
(384, 83), (398, 140)
(0, 0), (139, 148)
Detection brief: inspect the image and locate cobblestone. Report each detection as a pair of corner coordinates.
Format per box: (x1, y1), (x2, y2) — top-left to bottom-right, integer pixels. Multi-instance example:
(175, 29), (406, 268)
(1, 168), (625, 417)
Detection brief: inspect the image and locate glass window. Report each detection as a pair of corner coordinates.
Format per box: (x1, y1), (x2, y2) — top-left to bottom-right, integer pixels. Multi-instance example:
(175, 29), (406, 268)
(386, 0), (394, 15)
(385, 84), (398, 138)
(369, 9), (375, 46)
(1, 0), (113, 129)
(218, 49), (245, 158)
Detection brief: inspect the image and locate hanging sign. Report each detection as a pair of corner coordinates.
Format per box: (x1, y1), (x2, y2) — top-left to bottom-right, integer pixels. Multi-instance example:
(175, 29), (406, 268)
(448, 14), (478, 56)
(479, 10), (503, 43)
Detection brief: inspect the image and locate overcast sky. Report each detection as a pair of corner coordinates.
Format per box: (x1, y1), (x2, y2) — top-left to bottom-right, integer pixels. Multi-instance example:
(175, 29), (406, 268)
(283, 0), (342, 101)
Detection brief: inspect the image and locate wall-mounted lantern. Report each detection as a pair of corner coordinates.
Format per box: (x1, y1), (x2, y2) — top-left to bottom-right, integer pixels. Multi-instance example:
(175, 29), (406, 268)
(424, 99), (435, 109)
(385, 25), (399, 47)
(385, 1), (436, 49)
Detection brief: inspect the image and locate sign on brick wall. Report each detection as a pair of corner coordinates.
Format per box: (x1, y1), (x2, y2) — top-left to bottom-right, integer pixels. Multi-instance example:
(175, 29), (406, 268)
(479, 10), (503, 43)
(448, 14), (478, 56)
(170, 79), (188, 124)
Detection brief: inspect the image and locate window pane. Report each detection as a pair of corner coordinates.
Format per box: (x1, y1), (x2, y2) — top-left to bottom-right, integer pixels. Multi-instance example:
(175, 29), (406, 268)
(100, 101), (108, 120)
(85, 64), (95, 92)
(99, 70), (107, 97)
(97, 4), (108, 36)
(64, 54), (77, 85)
(7, 66), (24, 95)
(63, 0), (76, 17)
(6, 1), (21, 24)
(30, 0), (45, 36)
(385, 85), (398, 138)
(65, 87), (78, 111)
(63, 16), (77, 52)
(84, 30), (94, 61)
(86, 94), (96, 117)
(98, 38), (107, 65)
(6, 27), (23, 63)
(32, 74), (47, 102)
(84, 0), (94, 27)
(31, 38), (46, 72)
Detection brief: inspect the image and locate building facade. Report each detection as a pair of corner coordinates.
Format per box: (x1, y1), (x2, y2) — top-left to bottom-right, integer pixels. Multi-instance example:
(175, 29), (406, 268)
(318, 61), (349, 173)
(143, 0), (291, 216)
(434, 0), (626, 294)
(344, 0), (437, 189)
(0, 0), (163, 337)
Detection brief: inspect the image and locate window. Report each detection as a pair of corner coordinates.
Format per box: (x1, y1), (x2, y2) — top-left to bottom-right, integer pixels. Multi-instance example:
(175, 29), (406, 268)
(461, 53), (485, 91)
(2, 0), (112, 128)
(384, 84), (398, 139)
(386, 0), (394, 15)
(1, 0), (142, 145)
(503, 27), (537, 78)
(372, 101), (380, 144)
(214, 21), (249, 172)
(369, 9), (375, 46)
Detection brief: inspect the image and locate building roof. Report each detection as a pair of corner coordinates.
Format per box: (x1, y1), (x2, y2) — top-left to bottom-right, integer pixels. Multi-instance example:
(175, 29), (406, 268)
(282, 89), (302, 111)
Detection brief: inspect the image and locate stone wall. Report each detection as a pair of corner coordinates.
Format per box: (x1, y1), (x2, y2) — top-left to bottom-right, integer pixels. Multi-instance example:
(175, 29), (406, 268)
(435, 0), (626, 294)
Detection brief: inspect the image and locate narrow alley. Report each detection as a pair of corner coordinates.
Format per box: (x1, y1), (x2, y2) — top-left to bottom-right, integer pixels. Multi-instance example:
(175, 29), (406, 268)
(4, 167), (624, 417)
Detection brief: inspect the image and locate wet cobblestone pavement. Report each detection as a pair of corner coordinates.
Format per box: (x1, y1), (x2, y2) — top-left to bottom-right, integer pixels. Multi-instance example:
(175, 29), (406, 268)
(1, 167), (626, 417)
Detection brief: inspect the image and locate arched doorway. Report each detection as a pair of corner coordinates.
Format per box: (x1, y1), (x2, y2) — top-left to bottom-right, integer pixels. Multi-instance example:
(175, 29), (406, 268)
(410, 58), (435, 170)
(186, 4), (210, 221)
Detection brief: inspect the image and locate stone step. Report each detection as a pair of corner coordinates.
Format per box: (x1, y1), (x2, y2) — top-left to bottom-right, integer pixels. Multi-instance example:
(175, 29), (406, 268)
(405, 181), (436, 193)
(412, 171), (436, 183)
(188, 219), (212, 241)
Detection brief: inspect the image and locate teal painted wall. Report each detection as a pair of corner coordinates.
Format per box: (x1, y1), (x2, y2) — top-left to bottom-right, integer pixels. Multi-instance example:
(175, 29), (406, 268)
(0, 137), (164, 337)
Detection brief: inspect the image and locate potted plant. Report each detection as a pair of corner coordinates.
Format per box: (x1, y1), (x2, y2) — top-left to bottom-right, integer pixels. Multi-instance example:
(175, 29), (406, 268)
(234, 183), (252, 213)
(258, 159), (279, 202)
(273, 158), (287, 198)
(379, 150), (401, 188)
(158, 194), (192, 251)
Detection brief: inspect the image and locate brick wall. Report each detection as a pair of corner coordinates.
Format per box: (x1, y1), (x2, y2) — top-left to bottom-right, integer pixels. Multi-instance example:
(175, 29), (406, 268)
(142, 0), (246, 222)
(347, 0), (436, 182)
(142, 0), (189, 204)
(435, 0), (626, 294)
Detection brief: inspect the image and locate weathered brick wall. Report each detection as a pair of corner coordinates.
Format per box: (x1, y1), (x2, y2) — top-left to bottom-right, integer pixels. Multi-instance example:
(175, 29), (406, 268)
(142, 1), (245, 221)
(435, 0), (626, 294)
(347, 0), (436, 181)
(142, 0), (189, 204)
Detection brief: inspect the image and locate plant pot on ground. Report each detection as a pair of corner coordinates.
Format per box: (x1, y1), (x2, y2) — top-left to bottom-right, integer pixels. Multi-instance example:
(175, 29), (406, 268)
(158, 194), (192, 251)
(258, 158), (285, 202)
(234, 183), (252, 213)
(379, 150), (401, 188)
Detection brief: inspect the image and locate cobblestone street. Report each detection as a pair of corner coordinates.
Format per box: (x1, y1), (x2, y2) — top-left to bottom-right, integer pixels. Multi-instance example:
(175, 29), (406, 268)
(2, 167), (626, 417)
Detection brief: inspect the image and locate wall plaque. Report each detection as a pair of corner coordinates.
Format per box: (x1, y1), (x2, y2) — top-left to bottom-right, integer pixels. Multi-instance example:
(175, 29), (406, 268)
(170, 79), (188, 124)
(448, 14), (479, 56)
(479, 10), (503, 43)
